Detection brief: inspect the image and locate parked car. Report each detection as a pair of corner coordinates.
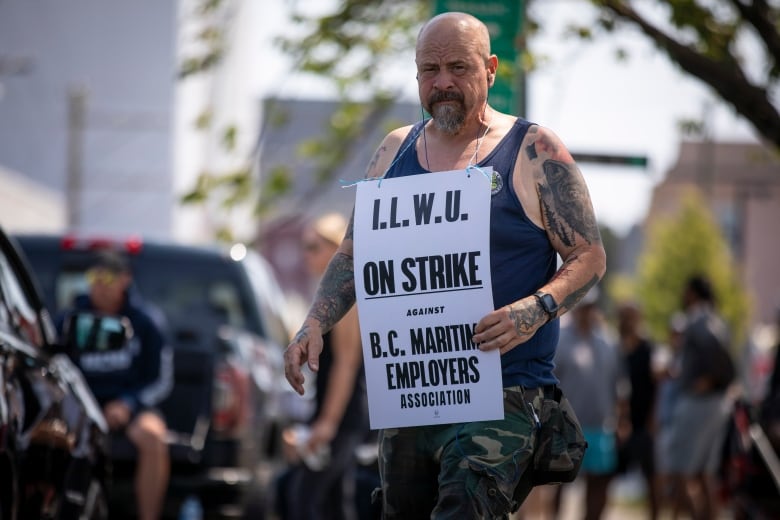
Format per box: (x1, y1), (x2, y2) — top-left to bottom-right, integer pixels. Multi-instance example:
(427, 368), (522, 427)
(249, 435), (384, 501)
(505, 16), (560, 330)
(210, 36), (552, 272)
(0, 227), (111, 519)
(13, 233), (296, 519)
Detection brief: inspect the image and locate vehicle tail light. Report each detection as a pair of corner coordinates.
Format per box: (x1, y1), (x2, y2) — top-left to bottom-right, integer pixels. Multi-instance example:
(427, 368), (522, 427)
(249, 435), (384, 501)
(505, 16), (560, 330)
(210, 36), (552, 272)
(212, 361), (251, 435)
(124, 236), (143, 255)
(59, 234), (143, 255)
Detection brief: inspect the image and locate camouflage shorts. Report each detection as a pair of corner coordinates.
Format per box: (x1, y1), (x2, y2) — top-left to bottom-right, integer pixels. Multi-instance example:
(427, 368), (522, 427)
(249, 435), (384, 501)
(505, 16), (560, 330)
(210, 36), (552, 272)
(377, 386), (545, 520)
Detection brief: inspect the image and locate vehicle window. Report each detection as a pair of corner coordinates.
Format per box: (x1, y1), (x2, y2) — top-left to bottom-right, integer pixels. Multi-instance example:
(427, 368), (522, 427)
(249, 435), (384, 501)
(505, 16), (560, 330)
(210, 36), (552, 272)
(55, 270), (91, 311)
(144, 277), (246, 330)
(0, 248), (43, 347)
(15, 239), (269, 346)
(242, 251), (291, 347)
(209, 283), (246, 329)
(47, 265), (250, 336)
(132, 260), (256, 339)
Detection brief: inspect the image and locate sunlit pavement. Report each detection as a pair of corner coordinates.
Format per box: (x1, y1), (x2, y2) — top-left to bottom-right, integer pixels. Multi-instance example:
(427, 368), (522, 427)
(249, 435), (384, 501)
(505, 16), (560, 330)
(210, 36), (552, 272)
(512, 472), (737, 520)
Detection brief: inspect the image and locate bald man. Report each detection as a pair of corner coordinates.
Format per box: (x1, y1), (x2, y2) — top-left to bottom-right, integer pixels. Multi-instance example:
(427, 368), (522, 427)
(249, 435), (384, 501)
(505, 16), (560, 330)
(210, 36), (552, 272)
(284, 12), (606, 519)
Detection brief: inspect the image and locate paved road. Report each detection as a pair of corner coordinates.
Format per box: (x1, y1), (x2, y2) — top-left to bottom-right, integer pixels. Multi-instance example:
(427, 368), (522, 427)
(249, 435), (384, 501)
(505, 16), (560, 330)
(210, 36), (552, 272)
(512, 474), (736, 520)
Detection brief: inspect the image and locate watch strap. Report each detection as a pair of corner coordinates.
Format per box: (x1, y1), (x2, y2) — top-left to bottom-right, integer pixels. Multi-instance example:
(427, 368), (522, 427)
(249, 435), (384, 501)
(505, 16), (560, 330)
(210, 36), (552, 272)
(533, 291), (558, 321)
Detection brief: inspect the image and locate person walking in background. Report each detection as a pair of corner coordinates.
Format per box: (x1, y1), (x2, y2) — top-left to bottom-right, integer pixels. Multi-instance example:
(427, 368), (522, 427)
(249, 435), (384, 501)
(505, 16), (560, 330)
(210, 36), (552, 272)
(553, 289), (621, 520)
(280, 213), (370, 520)
(615, 302), (660, 519)
(284, 11), (607, 518)
(653, 313), (687, 518)
(665, 275), (734, 520)
(59, 250), (173, 520)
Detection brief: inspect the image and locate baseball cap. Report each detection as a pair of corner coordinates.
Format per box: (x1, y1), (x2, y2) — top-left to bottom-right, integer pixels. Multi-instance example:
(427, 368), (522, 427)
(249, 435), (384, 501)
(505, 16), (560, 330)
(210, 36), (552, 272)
(91, 249), (130, 273)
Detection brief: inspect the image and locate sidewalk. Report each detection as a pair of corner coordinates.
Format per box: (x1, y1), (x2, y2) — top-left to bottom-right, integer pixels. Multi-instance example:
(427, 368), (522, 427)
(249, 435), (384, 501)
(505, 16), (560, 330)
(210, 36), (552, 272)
(513, 472), (736, 520)
(512, 477), (647, 520)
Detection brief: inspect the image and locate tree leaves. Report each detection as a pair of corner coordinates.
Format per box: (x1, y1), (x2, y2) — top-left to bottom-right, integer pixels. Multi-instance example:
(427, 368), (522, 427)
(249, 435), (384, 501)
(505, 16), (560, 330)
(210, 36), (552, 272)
(180, 0), (780, 243)
(635, 190), (750, 347)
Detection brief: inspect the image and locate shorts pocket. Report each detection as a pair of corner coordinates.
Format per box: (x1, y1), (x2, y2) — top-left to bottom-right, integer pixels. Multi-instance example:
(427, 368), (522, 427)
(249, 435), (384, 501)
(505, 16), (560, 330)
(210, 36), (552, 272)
(453, 398), (535, 516)
(463, 469), (515, 518)
(532, 387), (588, 485)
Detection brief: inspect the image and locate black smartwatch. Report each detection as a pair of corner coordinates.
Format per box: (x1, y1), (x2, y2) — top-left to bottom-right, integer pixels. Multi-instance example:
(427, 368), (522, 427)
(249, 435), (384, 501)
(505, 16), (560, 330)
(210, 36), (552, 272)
(533, 291), (559, 322)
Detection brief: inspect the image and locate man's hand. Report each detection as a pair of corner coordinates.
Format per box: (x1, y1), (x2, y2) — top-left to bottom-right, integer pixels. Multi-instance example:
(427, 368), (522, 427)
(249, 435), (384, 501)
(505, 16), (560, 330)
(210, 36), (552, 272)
(103, 400), (132, 431)
(284, 322), (324, 395)
(473, 297), (546, 354)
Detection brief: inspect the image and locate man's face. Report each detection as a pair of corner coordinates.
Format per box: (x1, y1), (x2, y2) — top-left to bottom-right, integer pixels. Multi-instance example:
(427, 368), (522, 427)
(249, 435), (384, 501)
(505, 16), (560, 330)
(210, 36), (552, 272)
(415, 24), (493, 134)
(87, 267), (130, 314)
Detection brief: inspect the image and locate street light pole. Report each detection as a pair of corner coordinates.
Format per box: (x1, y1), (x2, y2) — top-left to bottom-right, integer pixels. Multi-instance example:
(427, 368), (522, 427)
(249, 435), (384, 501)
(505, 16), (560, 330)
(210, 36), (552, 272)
(66, 87), (87, 230)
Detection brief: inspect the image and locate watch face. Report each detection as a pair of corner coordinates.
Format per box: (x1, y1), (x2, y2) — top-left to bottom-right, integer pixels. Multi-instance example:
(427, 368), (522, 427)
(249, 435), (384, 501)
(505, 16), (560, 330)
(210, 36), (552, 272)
(539, 293), (558, 314)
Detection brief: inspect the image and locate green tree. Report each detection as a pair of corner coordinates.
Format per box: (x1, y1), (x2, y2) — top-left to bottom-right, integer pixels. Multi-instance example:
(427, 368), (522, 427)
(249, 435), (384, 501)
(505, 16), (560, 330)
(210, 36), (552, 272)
(277, 0), (779, 147)
(181, 0), (780, 229)
(588, 0), (779, 146)
(634, 190), (751, 349)
(598, 224), (622, 314)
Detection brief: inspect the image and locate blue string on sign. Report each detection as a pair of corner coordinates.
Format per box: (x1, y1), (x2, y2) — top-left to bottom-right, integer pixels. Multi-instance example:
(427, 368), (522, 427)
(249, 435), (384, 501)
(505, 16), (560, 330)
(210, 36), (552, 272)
(466, 164), (491, 180)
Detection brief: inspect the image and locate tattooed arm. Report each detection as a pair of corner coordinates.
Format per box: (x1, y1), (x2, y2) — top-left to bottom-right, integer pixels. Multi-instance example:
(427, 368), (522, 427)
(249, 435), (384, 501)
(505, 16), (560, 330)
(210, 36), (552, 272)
(474, 125), (606, 354)
(529, 126), (606, 313)
(284, 128), (409, 394)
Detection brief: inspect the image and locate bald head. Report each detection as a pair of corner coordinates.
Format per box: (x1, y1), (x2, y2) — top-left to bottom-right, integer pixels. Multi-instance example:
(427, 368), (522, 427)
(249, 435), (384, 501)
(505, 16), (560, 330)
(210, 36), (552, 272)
(414, 12), (497, 134)
(417, 12), (491, 59)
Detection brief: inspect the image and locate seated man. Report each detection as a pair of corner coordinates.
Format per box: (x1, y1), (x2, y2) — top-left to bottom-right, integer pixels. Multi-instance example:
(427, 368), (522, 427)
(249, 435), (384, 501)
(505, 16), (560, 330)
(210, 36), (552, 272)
(61, 250), (173, 520)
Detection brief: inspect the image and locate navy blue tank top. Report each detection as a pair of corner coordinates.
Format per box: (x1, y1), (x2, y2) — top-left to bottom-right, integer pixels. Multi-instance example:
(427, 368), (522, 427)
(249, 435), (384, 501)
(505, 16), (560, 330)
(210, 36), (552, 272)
(384, 118), (559, 388)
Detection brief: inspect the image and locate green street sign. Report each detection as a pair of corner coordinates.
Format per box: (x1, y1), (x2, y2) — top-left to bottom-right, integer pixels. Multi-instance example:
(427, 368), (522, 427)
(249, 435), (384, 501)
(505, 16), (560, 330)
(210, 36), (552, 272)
(433, 0), (525, 114)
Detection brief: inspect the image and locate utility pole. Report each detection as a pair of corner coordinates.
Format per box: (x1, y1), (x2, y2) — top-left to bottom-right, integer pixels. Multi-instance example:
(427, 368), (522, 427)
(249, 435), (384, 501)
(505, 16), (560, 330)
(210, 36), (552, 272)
(66, 87), (87, 230)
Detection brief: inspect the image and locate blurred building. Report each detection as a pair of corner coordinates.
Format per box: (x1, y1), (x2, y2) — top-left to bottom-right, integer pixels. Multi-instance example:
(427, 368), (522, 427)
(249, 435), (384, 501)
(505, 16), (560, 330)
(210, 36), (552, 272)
(0, 0), (266, 243)
(644, 140), (780, 325)
(0, 165), (65, 233)
(0, 1), (176, 239)
(254, 97), (419, 302)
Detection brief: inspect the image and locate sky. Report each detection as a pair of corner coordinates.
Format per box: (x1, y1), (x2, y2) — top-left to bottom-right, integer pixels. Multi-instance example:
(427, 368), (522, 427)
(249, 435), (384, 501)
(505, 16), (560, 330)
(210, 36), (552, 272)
(249, 0), (761, 237)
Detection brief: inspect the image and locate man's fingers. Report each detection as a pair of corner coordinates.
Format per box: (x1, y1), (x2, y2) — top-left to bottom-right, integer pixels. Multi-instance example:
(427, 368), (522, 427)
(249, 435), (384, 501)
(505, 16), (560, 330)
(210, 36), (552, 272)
(284, 325), (324, 394)
(307, 340), (322, 372)
(474, 311), (501, 334)
(284, 344), (307, 395)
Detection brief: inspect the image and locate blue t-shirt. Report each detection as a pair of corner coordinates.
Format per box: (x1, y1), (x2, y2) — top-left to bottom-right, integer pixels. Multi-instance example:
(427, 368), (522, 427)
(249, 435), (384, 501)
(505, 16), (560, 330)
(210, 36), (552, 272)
(383, 118), (559, 388)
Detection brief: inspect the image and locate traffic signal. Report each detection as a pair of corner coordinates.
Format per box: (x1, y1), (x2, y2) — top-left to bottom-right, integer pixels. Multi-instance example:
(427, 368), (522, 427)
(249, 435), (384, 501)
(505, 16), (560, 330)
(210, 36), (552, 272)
(572, 152), (649, 168)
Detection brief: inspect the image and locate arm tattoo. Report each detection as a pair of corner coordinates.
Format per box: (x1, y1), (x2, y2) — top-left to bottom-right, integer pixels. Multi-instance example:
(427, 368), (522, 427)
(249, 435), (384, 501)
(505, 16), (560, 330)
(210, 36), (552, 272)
(550, 254), (579, 283)
(537, 160), (601, 247)
(367, 145), (386, 177)
(525, 143), (537, 161)
(508, 303), (544, 334)
(293, 324), (312, 343)
(308, 251), (356, 332)
(561, 274), (600, 312)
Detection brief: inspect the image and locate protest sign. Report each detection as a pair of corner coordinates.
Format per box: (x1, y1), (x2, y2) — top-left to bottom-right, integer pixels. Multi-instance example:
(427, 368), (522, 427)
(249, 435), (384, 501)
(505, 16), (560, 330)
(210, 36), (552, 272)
(354, 168), (503, 429)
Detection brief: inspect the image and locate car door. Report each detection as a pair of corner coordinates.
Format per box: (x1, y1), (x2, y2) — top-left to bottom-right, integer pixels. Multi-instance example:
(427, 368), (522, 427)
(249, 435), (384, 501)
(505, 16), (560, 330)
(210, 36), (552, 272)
(0, 229), (108, 518)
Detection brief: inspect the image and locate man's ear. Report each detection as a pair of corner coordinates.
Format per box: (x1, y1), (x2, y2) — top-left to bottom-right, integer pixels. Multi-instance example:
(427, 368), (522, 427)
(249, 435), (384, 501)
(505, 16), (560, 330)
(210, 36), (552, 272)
(487, 55), (498, 87)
